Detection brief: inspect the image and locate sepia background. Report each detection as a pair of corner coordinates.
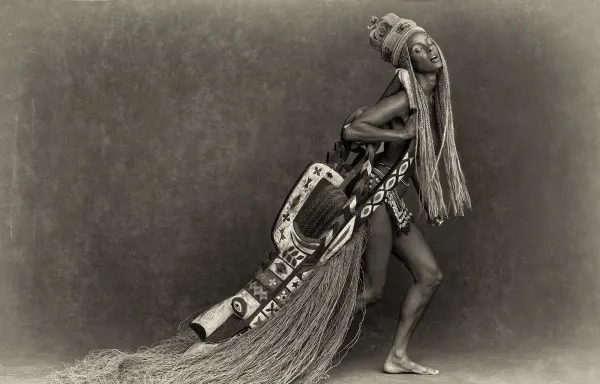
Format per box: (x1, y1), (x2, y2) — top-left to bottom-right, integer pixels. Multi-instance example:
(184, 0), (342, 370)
(1, 0), (599, 382)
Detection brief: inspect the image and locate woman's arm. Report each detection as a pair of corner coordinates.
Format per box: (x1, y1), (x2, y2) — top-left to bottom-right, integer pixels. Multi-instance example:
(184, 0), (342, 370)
(342, 91), (415, 143)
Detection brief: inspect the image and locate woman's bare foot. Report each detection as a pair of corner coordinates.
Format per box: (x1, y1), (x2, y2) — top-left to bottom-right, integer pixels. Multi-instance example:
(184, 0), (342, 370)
(383, 351), (439, 375)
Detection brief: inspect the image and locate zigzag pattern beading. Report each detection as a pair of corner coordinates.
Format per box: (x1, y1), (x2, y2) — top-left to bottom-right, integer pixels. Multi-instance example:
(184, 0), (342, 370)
(357, 155), (412, 222)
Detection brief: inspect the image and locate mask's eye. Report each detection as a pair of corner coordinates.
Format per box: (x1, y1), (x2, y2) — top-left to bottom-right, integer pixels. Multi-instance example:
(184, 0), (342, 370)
(426, 37), (434, 45)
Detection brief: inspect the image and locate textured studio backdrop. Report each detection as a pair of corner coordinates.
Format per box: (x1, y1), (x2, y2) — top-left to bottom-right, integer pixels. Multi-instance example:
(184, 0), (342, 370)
(0, 0), (599, 359)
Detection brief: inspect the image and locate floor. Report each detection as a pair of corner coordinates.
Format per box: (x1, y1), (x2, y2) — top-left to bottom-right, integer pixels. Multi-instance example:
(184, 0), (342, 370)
(1, 341), (598, 383)
(326, 343), (600, 384)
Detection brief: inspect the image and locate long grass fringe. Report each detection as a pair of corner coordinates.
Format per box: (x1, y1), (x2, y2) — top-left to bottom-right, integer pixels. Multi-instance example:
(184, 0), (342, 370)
(47, 224), (369, 384)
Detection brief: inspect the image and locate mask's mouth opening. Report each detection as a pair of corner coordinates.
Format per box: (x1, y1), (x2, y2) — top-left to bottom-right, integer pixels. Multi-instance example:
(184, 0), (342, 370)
(190, 322), (207, 342)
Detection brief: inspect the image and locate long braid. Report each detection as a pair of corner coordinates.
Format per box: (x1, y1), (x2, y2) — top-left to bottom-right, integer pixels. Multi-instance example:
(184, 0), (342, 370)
(436, 46), (472, 215)
(394, 40), (471, 219)
(396, 45), (445, 218)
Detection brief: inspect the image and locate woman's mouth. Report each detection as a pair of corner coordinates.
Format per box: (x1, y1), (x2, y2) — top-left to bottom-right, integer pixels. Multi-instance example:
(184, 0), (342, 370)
(430, 55), (440, 62)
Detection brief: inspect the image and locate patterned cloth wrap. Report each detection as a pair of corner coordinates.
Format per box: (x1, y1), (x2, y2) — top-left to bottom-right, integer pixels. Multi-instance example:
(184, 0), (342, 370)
(369, 166), (413, 235)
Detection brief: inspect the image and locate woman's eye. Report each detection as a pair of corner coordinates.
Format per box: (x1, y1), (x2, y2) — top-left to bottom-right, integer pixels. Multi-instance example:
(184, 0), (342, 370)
(413, 47), (422, 53)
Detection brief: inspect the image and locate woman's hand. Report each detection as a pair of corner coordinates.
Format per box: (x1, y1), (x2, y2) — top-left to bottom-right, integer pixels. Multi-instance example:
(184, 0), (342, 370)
(403, 111), (417, 139)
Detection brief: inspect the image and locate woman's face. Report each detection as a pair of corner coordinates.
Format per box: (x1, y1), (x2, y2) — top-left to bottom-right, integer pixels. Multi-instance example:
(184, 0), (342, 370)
(407, 32), (443, 73)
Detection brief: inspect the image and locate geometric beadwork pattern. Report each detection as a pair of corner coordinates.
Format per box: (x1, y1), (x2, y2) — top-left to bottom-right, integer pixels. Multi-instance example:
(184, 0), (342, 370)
(282, 246), (306, 267)
(268, 257), (293, 280)
(274, 287), (291, 306)
(359, 155), (414, 220)
(372, 190), (385, 204)
(249, 312), (267, 329)
(285, 276), (303, 293)
(262, 300), (280, 317)
(385, 175), (399, 190)
(360, 205), (373, 218)
(245, 280), (269, 302)
(255, 268), (282, 291)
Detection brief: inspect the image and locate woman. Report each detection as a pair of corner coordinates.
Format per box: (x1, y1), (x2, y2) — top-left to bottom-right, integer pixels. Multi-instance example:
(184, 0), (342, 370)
(343, 14), (471, 375)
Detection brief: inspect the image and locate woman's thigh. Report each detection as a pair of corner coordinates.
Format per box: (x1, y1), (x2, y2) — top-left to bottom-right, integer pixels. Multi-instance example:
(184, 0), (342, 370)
(362, 205), (393, 290)
(391, 222), (441, 282)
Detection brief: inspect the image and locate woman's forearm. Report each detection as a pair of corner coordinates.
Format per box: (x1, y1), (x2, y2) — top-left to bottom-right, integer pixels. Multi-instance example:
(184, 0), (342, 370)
(342, 122), (414, 143)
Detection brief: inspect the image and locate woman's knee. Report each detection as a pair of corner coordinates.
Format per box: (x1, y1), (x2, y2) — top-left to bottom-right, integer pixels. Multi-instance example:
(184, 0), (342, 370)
(364, 286), (385, 305)
(417, 266), (443, 288)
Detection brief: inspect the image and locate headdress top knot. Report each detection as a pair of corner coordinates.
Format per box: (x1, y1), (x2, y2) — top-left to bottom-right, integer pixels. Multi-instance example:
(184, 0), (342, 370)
(367, 16), (379, 31)
(368, 13), (426, 67)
